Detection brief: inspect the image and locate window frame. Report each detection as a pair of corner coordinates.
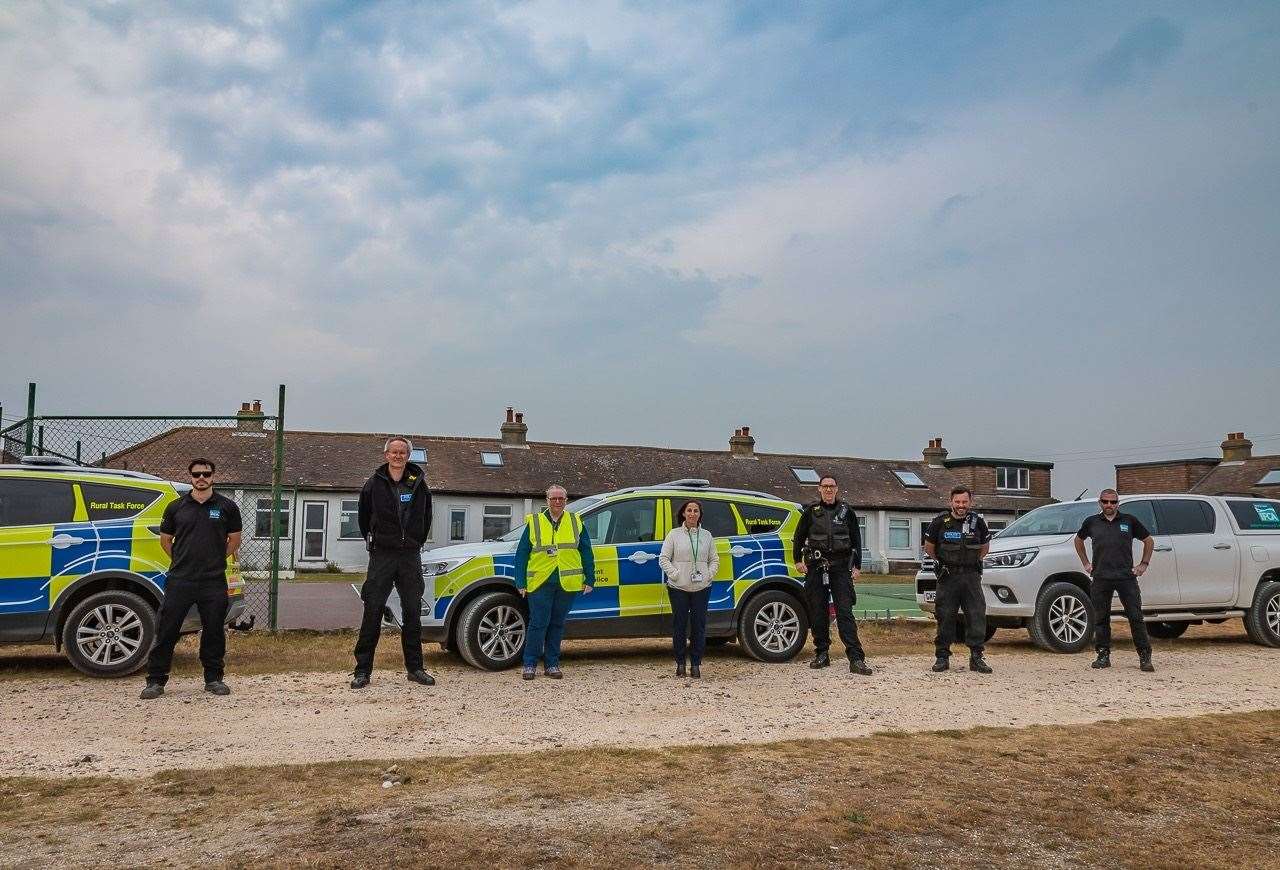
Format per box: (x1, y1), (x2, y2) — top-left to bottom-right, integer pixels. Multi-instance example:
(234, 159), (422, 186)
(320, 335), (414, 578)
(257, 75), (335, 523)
(79, 483), (162, 522)
(1155, 498), (1216, 536)
(300, 500), (328, 561)
(1257, 470), (1280, 486)
(733, 500), (788, 537)
(253, 496), (292, 539)
(481, 504), (513, 540)
(0, 478), (76, 527)
(448, 505), (467, 543)
(582, 497), (659, 545)
(790, 467), (821, 485)
(996, 466), (1030, 492)
(338, 498), (362, 540)
(480, 451), (504, 467)
(888, 517), (911, 551)
(893, 470), (927, 488)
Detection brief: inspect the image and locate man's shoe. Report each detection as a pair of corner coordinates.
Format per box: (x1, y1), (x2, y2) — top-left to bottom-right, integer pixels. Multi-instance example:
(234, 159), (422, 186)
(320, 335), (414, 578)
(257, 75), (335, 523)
(931, 657), (949, 673)
(809, 652), (831, 669)
(204, 680), (231, 696)
(1139, 655), (1155, 673)
(850, 659), (872, 676)
(407, 669), (436, 686)
(676, 662), (686, 678)
(139, 682), (164, 700)
(969, 654), (993, 675)
(350, 673), (370, 689)
(690, 664), (701, 679)
(545, 667), (563, 680)
(521, 667), (536, 681)
(1091, 650), (1111, 669)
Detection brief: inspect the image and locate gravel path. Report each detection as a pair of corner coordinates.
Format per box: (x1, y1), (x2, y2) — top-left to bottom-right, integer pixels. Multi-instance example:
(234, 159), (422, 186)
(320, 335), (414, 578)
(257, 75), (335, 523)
(7, 645), (1279, 780)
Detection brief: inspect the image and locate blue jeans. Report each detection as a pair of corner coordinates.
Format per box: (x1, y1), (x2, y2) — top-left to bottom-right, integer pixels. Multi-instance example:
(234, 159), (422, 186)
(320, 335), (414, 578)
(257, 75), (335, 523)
(668, 586), (710, 665)
(524, 581), (577, 669)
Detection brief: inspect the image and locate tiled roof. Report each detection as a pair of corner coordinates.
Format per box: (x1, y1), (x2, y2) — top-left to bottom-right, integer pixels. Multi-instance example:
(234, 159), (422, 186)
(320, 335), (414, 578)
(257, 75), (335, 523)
(104, 427), (1055, 514)
(1188, 455), (1280, 497)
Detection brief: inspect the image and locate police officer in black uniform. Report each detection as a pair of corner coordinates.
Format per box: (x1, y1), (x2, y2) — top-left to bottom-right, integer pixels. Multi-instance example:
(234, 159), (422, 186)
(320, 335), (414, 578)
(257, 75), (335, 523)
(1074, 488), (1156, 672)
(793, 475), (872, 675)
(923, 485), (993, 674)
(351, 436), (436, 689)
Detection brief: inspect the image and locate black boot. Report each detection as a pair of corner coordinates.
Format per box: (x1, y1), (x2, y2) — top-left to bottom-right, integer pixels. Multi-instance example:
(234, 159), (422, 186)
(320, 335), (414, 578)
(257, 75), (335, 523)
(1091, 649), (1111, 669)
(968, 653), (992, 674)
(139, 682), (164, 700)
(690, 664), (701, 679)
(676, 661), (686, 678)
(1139, 654), (1155, 673)
(407, 669), (436, 686)
(931, 656), (949, 672)
(849, 659), (872, 676)
(350, 672), (370, 689)
(809, 651), (831, 669)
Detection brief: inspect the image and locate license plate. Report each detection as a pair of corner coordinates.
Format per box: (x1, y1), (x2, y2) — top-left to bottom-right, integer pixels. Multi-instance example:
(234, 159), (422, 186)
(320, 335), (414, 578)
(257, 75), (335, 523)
(923, 591), (936, 603)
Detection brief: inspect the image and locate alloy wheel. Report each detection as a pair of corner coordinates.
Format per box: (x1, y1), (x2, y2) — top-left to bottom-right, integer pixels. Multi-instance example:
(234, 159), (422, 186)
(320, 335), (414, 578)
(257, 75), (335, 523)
(76, 603), (144, 667)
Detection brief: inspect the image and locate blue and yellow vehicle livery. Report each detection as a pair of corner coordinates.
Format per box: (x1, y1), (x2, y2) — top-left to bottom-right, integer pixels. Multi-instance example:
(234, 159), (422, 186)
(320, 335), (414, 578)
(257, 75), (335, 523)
(0, 457), (245, 676)
(395, 480), (809, 670)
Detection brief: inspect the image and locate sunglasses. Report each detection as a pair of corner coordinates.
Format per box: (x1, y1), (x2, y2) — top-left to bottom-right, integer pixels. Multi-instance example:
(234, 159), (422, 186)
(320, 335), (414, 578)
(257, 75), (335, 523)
(191, 471), (213, 478)
(1100, 499), (1118, 505)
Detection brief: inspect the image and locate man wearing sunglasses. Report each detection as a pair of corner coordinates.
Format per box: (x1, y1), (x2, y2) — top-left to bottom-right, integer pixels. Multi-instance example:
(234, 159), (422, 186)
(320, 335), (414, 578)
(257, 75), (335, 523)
(141, 458), (242, 699)
(1075, 489), (1156, 672)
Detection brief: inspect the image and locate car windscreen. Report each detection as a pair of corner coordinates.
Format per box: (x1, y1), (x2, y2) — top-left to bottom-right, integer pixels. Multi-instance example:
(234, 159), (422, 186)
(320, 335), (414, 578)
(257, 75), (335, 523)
(498, 495), (604, 542)
(999, 502), (1098, 538)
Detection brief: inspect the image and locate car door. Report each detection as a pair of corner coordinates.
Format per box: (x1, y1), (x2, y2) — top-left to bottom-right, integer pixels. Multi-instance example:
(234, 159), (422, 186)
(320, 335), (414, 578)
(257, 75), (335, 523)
(0, 476), (77, 641)
(1117, 499), (1180, 608)
(573, 497), (667, 634)
(1157, 498), (1237, 607)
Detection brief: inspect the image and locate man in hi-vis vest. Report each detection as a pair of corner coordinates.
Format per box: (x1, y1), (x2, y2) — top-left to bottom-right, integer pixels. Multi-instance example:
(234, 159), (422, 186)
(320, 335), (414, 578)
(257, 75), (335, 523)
(514, 484), (595, 680)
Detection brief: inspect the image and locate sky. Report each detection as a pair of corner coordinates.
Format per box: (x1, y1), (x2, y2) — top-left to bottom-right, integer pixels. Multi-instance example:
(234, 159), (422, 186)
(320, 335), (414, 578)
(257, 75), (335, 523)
(2, 1), (1278, 499)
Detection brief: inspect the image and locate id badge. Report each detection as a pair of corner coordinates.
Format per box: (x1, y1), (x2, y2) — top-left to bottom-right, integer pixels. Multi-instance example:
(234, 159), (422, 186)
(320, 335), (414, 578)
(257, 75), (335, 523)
(545, 546), (558, 556)
(692, 571), (704, 584)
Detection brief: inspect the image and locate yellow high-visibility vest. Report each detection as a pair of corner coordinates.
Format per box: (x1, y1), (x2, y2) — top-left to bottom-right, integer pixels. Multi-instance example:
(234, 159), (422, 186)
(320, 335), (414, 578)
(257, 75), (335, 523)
(525, 510), (586, 593)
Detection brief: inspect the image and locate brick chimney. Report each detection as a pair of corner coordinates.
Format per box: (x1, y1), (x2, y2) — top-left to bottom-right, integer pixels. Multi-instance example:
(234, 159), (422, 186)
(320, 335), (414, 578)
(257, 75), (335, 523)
(729, 426), (756, 459)
(1221, 432), (1253, 462)
(500, 407), (529, 448)
(235, 399), (265, 434)
(922, 437), (948, 467)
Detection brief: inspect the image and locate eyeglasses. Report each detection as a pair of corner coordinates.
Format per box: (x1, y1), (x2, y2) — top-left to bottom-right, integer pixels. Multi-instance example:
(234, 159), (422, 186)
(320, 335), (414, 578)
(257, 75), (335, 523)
(818, 484), (837, 490)
(548, 497), (567, 502)
(1100, 499), (1118, 505)
(191, 471), (213, 478)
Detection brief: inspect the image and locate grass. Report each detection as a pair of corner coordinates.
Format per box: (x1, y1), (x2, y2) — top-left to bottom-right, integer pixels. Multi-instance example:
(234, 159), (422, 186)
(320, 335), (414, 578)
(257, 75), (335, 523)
(281, 571), (364, 583)
(1, 710), (1277, 867)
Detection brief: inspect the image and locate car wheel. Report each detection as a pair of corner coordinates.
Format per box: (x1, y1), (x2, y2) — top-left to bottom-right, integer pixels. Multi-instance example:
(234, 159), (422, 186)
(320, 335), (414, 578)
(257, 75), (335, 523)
(738, 589), (809, 663)
(1028, 581), (1093, 653)
(1243, 580), (1280, 648)
(1146, 620), (1190, 640)
(61, 590), (156, 677)
(457, 591), (527, 670)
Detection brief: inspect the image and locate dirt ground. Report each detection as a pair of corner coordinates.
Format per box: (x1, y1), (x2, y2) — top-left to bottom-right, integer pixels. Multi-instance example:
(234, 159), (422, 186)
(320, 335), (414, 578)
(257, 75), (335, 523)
(3, 625), (1278, 780)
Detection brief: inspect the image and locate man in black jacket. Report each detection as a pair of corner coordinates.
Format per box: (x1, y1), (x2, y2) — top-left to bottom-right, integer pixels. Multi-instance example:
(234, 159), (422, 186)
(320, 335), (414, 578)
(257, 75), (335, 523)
(792, 475), (873, 675)
(351, 436), (435, 689)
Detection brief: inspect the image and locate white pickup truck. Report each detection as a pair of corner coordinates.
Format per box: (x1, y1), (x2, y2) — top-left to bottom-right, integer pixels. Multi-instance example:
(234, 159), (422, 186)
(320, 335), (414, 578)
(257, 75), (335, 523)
(915, 494), (1280, 652)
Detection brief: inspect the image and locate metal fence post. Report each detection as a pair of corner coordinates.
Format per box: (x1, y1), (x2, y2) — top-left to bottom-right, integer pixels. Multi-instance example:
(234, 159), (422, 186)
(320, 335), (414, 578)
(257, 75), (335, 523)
(24, 382), (35, 455)
(268, 384), (286, 632)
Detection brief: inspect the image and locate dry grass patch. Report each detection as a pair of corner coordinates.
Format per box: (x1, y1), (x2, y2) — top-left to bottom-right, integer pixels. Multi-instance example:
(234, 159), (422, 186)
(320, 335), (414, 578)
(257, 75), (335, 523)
(2, 711), (1278, 868)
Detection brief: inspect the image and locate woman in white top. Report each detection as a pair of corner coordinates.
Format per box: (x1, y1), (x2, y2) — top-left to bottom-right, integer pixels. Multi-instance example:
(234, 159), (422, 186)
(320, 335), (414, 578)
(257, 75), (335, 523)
(658, 500), (720, 678)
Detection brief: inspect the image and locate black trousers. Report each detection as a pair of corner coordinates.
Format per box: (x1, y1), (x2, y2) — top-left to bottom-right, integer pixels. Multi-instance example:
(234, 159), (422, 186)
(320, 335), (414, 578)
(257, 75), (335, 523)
(668, 586), (710, 665)
(804, 557), (865, 661)
(146, 576), (229, 685)
(354, 549), (425, 674)
(934, 569), (986, 658)
(1090, 576), (1151, 656)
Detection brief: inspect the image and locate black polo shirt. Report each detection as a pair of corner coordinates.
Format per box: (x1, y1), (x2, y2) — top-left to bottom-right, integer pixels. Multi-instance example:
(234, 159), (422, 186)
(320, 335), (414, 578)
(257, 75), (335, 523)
(1077, 512), (1150, 581)
(160, 491), (242, 582)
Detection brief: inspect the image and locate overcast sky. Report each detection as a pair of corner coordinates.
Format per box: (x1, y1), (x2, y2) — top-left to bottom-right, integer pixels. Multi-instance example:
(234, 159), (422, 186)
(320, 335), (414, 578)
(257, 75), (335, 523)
(2, 1), (1278, 499)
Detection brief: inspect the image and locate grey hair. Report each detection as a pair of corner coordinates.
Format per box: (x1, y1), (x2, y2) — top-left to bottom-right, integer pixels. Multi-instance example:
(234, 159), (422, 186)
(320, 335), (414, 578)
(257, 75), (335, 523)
(545, 484), (568, 498)
(384, 436), (413, 453)
(1100, 487), (1119, 498)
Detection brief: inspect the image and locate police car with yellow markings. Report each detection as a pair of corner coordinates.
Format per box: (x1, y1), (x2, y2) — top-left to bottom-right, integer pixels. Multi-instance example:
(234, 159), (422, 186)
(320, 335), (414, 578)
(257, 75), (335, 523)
(0, 457), (246, 676)
(392, 480), (810, 670)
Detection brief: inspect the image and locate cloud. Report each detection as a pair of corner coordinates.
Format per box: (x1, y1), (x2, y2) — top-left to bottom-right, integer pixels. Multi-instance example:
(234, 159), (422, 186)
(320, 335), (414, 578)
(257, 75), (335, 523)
(1084, 17), (1184, 93)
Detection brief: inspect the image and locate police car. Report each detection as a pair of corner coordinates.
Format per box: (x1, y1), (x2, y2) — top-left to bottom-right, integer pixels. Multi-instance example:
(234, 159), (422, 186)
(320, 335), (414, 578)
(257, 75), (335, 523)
(387, 480), (810, 670)
(0, 457), (246, 676)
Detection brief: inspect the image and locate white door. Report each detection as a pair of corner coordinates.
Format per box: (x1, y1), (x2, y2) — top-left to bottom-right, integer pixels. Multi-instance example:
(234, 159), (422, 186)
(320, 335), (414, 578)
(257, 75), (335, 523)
(1157, 498), (1237, 607)
(1117, 499), (1179, 607)
(301, 501), (328, 561)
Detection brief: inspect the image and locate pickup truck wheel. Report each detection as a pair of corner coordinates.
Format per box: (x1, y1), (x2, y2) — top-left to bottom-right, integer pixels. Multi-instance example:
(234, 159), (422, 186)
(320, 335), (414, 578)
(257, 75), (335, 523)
(738, 589), (809, 663)
(61, 590), (156, 677)
(457, 591), (527, 670)
(1028, 582), (1093, 653)
(1146, 621), (1189, 640)
(1243, 580), (1280, 648)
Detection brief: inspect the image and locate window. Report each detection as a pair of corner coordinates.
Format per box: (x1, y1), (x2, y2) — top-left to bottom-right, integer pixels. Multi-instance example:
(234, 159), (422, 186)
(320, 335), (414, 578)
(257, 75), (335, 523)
(893, 470), (927, 488)
(888, 517), (911, 550)
(735, 502), (787, 535)
(480, 451), (503, 467)
(409, 448), (427, 463)
(338, 499), (361, 539)
(790, 467), (820, 484)
(583, 498), (656, 545)
(482, 505), (512, 540)
(695, 499), (739, 538)
(0, 479), (75, 526)
(1228, 500), (1280, 530)
(1001, 502), (1098, 537)
(301, 501), (327, 560)
(987, 521), (1007, 532)
(1258, 470), (1280, 486)
(859, 515), (868, 552)
(254, 497), (291, 538)
(449, 507), (467, 542)
(80, 484), (161, 521)
(996, 466), (1030, 491)
(1156, 499), (1215, 535)
(1121, 500), (1159, 536)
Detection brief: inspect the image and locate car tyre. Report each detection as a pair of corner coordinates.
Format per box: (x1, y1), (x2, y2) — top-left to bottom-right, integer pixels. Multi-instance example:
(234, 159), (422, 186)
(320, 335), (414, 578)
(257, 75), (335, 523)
(1146, 620), (1190, 640)
(457, 591), (527, 670)
(738, 589), (809, 663)
(1028, 581), (1093, 653)
(1243, 579), (1280, 648)
(61, 589), (156, 677)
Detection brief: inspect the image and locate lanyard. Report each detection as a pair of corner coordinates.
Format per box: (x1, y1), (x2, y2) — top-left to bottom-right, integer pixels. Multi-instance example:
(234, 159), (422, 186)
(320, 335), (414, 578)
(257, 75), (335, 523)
(686, 526), (701, 563)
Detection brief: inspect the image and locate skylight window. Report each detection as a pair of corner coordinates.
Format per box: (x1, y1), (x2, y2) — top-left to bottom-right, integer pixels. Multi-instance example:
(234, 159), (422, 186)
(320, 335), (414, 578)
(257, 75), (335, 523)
(1258, 469), (1280, 486)
(481, 451), (504, 467)
(893, 470), (927, 488)
(790, 467), (820, 484)
(409, 448), (427, 463)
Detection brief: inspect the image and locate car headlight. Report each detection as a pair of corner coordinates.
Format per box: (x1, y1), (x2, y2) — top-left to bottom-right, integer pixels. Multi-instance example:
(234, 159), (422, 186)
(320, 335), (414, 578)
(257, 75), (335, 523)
(422, 557), (469, 576)
(983, 549), (1038, 569)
